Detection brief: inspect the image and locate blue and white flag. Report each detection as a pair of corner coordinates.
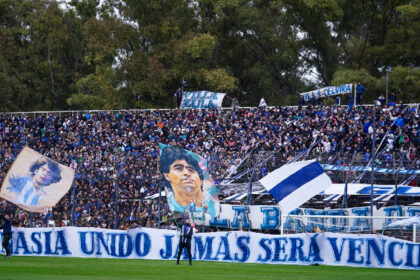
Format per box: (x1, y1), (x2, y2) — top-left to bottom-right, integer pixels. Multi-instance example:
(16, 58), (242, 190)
(259, 159), (332, 214)
(181, 91), (225, 109)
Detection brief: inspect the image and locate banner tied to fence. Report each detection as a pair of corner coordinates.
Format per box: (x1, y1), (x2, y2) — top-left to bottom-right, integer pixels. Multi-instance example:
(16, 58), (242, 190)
(300, 83), (352, 101)
(1, 227), (419, 270)
(181, 91), (225, 109)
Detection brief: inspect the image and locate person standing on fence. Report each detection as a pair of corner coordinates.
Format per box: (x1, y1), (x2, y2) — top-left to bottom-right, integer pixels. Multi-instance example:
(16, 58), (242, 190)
(174, 88), (183, 108)
(1, 213), (12, 259)
(356, 82), (368, 106)
(176, 218), (195, 265)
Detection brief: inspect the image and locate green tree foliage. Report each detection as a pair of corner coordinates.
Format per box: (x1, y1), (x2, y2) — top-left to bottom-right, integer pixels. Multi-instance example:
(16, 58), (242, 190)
(0, 0), (419, 111)
(332, 69), (377, 103)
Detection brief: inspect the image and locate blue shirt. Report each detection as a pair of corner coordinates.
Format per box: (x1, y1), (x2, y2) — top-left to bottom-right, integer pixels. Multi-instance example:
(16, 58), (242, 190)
(356, 84), (367, 95)
(2, 218), (12, 234)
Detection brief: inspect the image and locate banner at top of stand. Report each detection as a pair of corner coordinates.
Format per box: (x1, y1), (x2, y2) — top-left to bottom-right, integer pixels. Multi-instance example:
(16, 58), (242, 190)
(300, 83), (352, 101)
(158, 144), (220, 218)
(181, 91), (225, 109)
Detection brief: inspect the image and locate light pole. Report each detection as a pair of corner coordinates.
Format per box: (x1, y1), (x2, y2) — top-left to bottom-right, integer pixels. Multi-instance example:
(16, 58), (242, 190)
(378, 66), (392, 104)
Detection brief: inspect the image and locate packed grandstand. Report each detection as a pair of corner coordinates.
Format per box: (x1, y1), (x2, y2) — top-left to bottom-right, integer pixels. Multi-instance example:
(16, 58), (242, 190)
(0, 102), (418, 231)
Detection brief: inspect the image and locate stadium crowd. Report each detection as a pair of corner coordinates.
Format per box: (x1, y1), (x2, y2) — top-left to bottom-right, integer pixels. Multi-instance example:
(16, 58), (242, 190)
(0, 101), (418, 229)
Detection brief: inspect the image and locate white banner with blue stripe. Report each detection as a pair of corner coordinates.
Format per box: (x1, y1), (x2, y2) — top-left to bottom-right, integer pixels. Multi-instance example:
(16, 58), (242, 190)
(300, 83), (352, 101)
(259, 160), (332, 214)
(1, 227), (419, 270)
(181, 91), (225, 109)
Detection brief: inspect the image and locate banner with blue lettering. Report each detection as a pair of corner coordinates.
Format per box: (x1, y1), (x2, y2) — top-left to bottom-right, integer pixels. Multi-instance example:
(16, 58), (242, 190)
(206, 205), (420, 230)
(300, 84), (352, 101)
(1, 227), (419, 270)
(321, 164), (420, 175)
(181, 91), (225, 109)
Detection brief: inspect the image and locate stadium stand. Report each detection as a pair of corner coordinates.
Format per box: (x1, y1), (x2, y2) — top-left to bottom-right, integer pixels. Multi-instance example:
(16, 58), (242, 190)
(0, 103), (418, 229)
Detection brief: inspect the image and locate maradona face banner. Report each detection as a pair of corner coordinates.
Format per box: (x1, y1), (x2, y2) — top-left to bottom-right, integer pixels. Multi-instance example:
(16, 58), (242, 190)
(1, 227), (419, 270)
(0, 146), (75, 212)
(159, 144), (220, 218)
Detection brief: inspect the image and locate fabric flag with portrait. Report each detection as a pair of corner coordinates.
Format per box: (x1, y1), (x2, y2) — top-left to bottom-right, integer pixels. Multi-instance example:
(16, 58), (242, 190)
(0, 146), (75, 212)
(159, 144), (220, 219)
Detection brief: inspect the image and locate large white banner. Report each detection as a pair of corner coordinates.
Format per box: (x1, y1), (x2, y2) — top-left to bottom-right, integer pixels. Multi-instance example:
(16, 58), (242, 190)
(300, 84), (352, 101)
(1, 227), (419, 270)
(0, 147), (75, 212)
(181, 91), (225, 109)
(202, 205), (420, 230)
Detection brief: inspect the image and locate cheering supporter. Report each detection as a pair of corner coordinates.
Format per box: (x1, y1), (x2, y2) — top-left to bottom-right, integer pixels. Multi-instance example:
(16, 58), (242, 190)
(0, 103), (418, 229)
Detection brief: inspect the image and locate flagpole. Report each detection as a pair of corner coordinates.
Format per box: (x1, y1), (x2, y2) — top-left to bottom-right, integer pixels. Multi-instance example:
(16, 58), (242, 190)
(393, 151), (406, 206)
(341, 151), (357, 211)
(30, 212), (33, 228)
(71, 163), (82, 227)
(158, 182), (162, 229)
(70, 175), (77, 226)
(280, 213), (284, 235)
(112, 148), (121, 230)
(370, 103), (376, 233)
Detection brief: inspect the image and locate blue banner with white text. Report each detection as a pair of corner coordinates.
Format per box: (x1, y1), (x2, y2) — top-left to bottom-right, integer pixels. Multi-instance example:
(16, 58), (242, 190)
(1, 227), (419, 269)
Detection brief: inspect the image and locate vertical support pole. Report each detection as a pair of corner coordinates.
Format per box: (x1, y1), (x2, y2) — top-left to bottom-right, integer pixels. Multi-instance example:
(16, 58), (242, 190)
(354, 83), (357, 106)
(245, 169), (255, 232)
(114, 179), (119, 229)
(370, 104), (376, 233)
(385, 70), (389, 104)
(30, 212), (33, 228)
(394, 152), (405, 206)
(280, 214), (284, 235)
(158, 182), (162, 229)
(414, 224), (417, 243)
(113, 152), (120, 230)
(70, 176), (77, 226)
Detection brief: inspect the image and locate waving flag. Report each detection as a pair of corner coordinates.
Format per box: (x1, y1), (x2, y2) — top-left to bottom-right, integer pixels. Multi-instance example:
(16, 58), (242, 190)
(387, 215), (420, 227)
(259, 159), (332, 215)
(159, 144), (220, 219)
(0, 147), (75, 212)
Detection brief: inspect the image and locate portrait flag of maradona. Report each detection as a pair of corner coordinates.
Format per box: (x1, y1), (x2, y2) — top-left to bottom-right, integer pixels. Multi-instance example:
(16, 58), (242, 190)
(0, 146), (75, 212)
(159, 144), (219, 219)
(259, 159), (332, 215)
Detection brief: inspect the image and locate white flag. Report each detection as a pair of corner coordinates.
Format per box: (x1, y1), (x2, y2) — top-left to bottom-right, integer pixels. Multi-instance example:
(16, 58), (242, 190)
(259, 159), (332, 215)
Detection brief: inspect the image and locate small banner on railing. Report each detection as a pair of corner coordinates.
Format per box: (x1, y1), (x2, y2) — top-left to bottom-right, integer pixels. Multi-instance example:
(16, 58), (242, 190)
(181, 91), (225, 109)
(300, 83), (352, 101)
